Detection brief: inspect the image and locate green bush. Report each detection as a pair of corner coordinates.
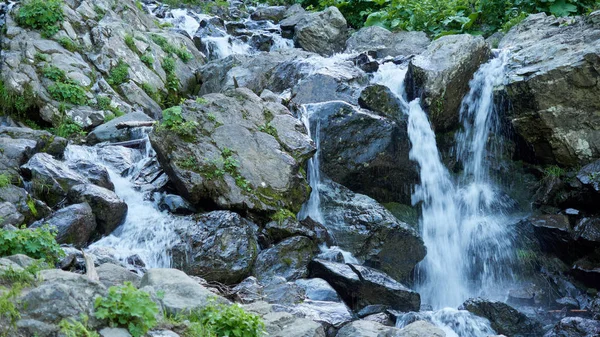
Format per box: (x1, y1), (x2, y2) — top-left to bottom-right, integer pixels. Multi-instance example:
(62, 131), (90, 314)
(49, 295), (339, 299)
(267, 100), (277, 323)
(94, 282), (158, 337)
(0, 226), (64, 264)
(160, 106), (198, 138)
(51, 118), (86, 138)
(0, 284), (23, 330)
(140, 53), (154, 67)
(14, 0), (64, 37)
(0, 174), (12, 188)
(48, 82), (87, 105)
(42, 66), (67, 82)
(0, 80), (36, 117)
(107, 60), (130, 86)
(193, 301), (265, 337)
(57, 37), (81, 53)
(59, 315), (99, 337)
(271, 208), (296, 223)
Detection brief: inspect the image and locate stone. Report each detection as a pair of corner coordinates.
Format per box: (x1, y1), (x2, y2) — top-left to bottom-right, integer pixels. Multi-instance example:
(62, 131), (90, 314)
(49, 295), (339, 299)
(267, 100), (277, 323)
(460, 298), (543, 337)
(67, 184), (127, 236)
(294, 7), (348, 56)
(232, 276), (264, 304)
(30, 203), (97, 248)
(251, 6), (287, 23)
(389, 321), (446, 337)
(263, 277), (306, 305)
(287, 300), (353, 328)
(244, 302), (326, 337)
(264, 217), (332, 245)
(157, 194), (196, 215)
(99, 328), (132, 337)
(336, 319), (399, 337)
(140, 268), (228, 315)
(97, 263), (141, 288)
(405, 34), (490, 131)
(67, 160), (114, 191)
(543, 317), (600, 337)
(309, 259), (420, 312)
(0, 202), (24, 228)
(0, 127), (67, 159)
(252, 236), (317, 283)
(172, 211), (259, 284)
(87, 112), (155, 145)
(345, 26), (430, 58)
(295, 278), (340, 302)
(359, 84), (404, 118)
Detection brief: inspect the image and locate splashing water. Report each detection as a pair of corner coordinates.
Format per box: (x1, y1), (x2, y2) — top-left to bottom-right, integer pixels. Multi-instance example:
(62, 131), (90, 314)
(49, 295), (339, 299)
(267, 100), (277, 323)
(375, 52), (515, 310)
(65, 140), (192, 269)
(298, 104), (324, 224)
(395, 308), (496, 337)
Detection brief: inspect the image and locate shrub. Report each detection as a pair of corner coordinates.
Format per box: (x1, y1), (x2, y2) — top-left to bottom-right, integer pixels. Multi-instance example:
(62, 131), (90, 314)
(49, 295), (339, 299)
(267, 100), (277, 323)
(192, 301), (265, 337)
(0, 226), (64, 264)
(14, 0), (64, 37)
(48, 82), (87, 105)
(0, 80), (36, 117)
(107, 60), (130, 86)
(0, 284), (22, 329)
(0, 174), (11, 188)
(42, 65), (67, 82)
(160, 106), (198, 138)
(94, 282), (158, 337)
(124, 34), (137, 53)
(271, 209), (296, 224)
(51, 118), (86, 138)
(96, 96), (112, 110)
(59, 315), (99, 337)
(57, 37), (81, 53)
(140, 53), (154, 67)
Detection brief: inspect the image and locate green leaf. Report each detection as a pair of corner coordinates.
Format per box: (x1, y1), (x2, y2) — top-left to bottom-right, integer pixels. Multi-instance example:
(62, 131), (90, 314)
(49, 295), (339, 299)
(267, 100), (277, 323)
(549, 0), (578, 16)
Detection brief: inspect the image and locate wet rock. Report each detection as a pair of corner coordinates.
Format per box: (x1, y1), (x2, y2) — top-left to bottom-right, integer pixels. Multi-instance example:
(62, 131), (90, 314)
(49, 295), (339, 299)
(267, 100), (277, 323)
(294, 7), (348, 56)
(345, 26), (430, 58)
(97, 263), (141, 288)
(295, 278), (340, 302)
(157, 194), (196, 215)
(140, 268), (228, 315)
(87, 112), (155, 145)
(544, 317), (600, 337)
(309, 259), (420, 312)
(149, 89), (314, 214)
(528, 214), (573, 254)
(290, 69), (368, 106)
(253, 236), (317, 283)
(263, 276), (305, 305)
(30, 203), (96, 248)
(233, 276), (264, 304)
(352, 53), (379, 73)
(460, 298), (543, 337)
(250, 33), (274, 52)
(577, 160), (600, 192)
(406, 34), (490, 131)
(336, 319), (399, 337)
(251, 6), (287, 23)
(96, 146), (142, 176)
(573, 217), (600, 245)
(21, 153), (88, 207)
(172, 211), (259, 284)
(319, 180), (425, 283)
(501, 13), (600, 166)
(571, 253), (600, 288)
(67, 160), (114, 191)
(67, 184), (128, 235)
(309, 101), (416, 205)
(0, 127), (67, 158)
(359, 84), (403, 118)
(0, 184), (51, 224)
(0, 202), (24, 228)
(264, 217), (332, 245)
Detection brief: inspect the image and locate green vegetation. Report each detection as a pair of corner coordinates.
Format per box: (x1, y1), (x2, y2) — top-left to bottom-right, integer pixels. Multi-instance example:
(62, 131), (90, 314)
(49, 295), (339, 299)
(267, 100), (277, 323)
(42, 66), (88, 106)
(0, 174), (11, 188)
(14, 0), (65, 37)
(0, 80), (37, 118)
(176, 156), (201, 171)
(59, 315), (99, 337)
(196, 97), (208, 105)
(94, 282), (158, 337)
(160, 106), (198, 138)
(150, 34), (193, 62)
(161, 57), (181, 107)
(302, 0), (600, 37)
(544, 165), (565, 178)
(34, 52), (50, 62)
(107, 60), (130, 86)
(94, 5), (106, 20)
(259, 122), (278, 138)
(271, 208), (296, 224)
(57, 37), (81, 53)
(0, 225), (64, 264)
(140, 53), (154, 67)
(0, 284), (23, 331)
(124, 34), (137, 52)
(51, 118), (86, 138)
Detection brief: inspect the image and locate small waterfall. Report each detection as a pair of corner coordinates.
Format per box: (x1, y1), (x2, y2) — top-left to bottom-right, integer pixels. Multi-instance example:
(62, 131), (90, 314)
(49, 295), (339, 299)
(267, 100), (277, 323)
(65, 139), (193, 269)
(298, 105), (324, 224)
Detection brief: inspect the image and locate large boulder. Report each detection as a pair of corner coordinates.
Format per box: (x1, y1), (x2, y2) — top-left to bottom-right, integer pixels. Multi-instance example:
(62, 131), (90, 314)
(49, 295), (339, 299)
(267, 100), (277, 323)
(500, 12), (600, 166)
(309, 101), (417, 205)
(67, 184), (127, 236)
(140, 268), (228, 315)
(336, 319), (399, 337)
(30, 202), (97, 248)
(319, 180), (425, 283)
(405, 34), (490, 131)
(0, 127), (67, 175)
(251, 6), (287, 23)
(86, 112), (155, 145)
(390, 321), (446, 337)
(345, 26), (430, 58)
(96, 263), (141, 288)
(0, 184), (51, 224)
(309, 259), (420, 312)
(244, 302), (326, 337)
(171, 211), (259, 284)
(358, 84), (404, 118)
(149, 88), (314, 214)
(544, 317), (600, 337)
(293, 7), (348, 56)
(460, 298), (543, 337)
(252, 236), (317, 283)
(0, 202), (25, 228)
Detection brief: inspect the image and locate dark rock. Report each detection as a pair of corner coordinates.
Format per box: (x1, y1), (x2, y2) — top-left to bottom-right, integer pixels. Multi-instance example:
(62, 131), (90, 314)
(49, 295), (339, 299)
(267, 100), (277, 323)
(577, 160), (600, 193)
(264, 217), (332, 245)
(460, 298), (543, 337)
(571, 252), (600, 288)
(345, 26), (430, 58)
(252, 236), (317, 283)
(295, 278), (340, 302)
(251, 6), (287, 23)
(319, 180), (425, 283)
(544, 317), (600, 337)
(309, 259), (420, 312)
(294, 7), (348, 56)
(555, 297), (579, 310)
(157, 194), (196, 215)
(529, 214), (574, 255)
(30, 203), (97, 248)
(250, 34), (274, 52)
(573, 217), (600, 244)
(357, 304), (390, 318)
(0, 184), (51, 224)
(67, 160), (114, 191)
(352, 53), (379, 73)
(172, 211), (259, 284)
(358, 84), (403, 118)
(67, 184), (127, 236)
(406, 34), (490, 131)
(263, 276), (305, 305)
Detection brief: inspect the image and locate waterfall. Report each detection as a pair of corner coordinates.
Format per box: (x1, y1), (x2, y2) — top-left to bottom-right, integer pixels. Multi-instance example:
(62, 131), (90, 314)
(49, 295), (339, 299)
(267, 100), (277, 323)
(375, 51), (514, 309)
(298, 105), (325, 224)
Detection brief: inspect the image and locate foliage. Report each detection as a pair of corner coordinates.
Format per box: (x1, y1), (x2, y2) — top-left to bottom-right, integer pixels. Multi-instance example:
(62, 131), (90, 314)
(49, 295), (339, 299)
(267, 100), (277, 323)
(193, 301), (265, 337)
(176, 156), (200, 171)
(0, 80), (36, 118)
(544, 165), (565, 178)
(160, 106), (198, 138)
(14, 0), (64, 37)
(59, 315), (99, 337)
(259, 123), (278, 138)
(0, 174), (11, 188)
(107, 60), (130, 86)
(0, 284), (22, 330)
(140, 53), (154, 67)
(94, 5), (106, 20)
(150, 34), (193, 62)
(0, 225), (64, 264)
(96, 96), (112, 110)
(57, 37), (81, 53)
(162, 57), (181, 107)
(48, 82), (87, 105)
(271, 208), (296, 224)
(124, 34), (137, 53)
(94, 282), (158, 337)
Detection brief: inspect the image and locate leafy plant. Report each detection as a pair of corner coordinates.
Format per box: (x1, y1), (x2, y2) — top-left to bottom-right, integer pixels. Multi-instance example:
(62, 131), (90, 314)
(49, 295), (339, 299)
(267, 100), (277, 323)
(14, 0), (65, 37)
(94, 282), (158, 337)
(271, 209), (296, 224)
(0, 284), (23, 330)
(0, 225), (64, 264)
(150, 34), (192, 62)
(544, 165), (565, 178)
(124, 34), (137, 53)
(140, 53), (154, 67)
(193, 301), (265, 337)
(51, 118), (86, 138)
(96, 96), (112, 110)
(0, 80), (36, 118)
(48, 82), (87, 105)
(107, 60), (130, 86)
(42, 65), (67, 82)
(259, 123), (278, 138)
(160, 106), (198, 138)
(0, 260), (47, 286)
(0, 174), (11, 188)
(57, 37), (81, 53)
(59, 315), (99, 337)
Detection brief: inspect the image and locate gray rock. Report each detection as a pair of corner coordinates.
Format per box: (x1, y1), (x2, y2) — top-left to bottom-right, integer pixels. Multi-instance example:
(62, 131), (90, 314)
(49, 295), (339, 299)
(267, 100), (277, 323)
(253, 236), (317, 283)
(0, 202), (24, 227)
(359, 84), (404, 118)
(544, 317), (600, 337)
(67, 184), (128, 235)
(157, 194), (196, 215)
(295, 278), (340, 302)
(99, 328), (132, 337)
(67, 160), (114, 191)
(459, 298), (543, 337)
(232, 276), (264, 304)
(96, 146), (141, 176)
(251, 6), (287, 23)
(244, 301), (326, 337)
(149, 89), (314, 214)
(97, 263), (141, 288)
(389, 321), (446, 337)
(309, 259), (420, 312)
(577, 160), (600, 192)
(290, 71), (367, 106)
(336, 320), (399, 337)
(345, 26), (430, 58)
(263, 277), (306, 306)
(119, 82), (162, 119)
(30, 202), (97, 248)
(87, 112), (155, 145)
(320, 180), (425, 283)
(265, 217), (332, 245)
(0, 127), (67, 158)
(500, 13), (600, 166)
(0, 184), (51, 224)
(294, 7), (348, 56)
(140, 268), (228, 315)
(406, 34), (490, 131)
(172, 211), (259, 284)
